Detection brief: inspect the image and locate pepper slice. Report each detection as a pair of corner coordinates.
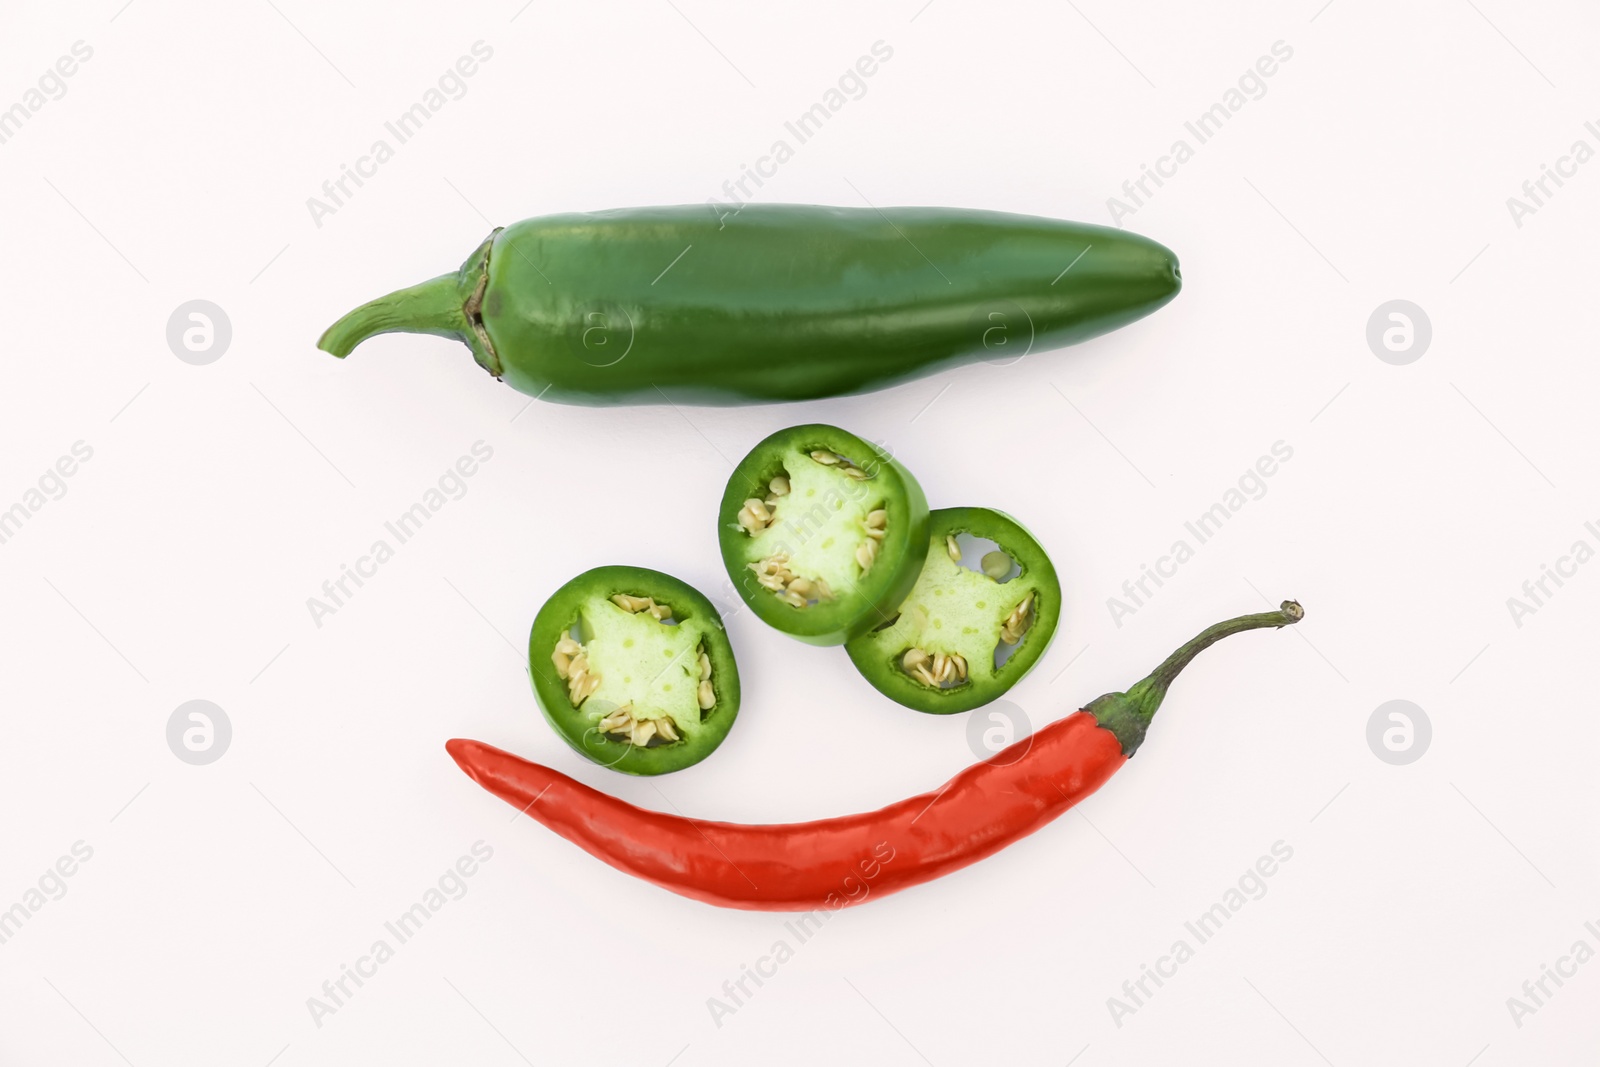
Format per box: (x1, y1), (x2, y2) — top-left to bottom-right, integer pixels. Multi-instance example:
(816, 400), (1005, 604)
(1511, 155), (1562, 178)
(529, 566), (740, 775)
(845, 507), (1061, 714)
(718, 425), (929, 646)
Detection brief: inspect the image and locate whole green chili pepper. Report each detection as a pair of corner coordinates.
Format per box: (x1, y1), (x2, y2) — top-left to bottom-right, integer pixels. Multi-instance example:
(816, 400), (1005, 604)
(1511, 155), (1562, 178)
(318, 205), (1180, 404)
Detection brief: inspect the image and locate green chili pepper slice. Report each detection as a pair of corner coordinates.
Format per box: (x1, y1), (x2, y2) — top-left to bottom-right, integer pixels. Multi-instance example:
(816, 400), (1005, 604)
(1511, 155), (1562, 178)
(529, 566), (740, 775)
(845, 508), (1061, 714)
(718, 424), (930, 646)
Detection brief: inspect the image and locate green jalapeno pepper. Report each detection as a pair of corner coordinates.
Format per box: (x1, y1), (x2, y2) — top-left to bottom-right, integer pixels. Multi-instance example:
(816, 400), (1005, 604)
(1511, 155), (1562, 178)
(845, 507), (1061, 714)
(718, 424), (929, 646)
(530, 566), (740, 775)
(318, 205), (1180, 404)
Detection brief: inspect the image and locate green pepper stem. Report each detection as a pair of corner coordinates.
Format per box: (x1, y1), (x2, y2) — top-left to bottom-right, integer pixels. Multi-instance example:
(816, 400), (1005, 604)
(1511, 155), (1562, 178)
(317, 273), (469, 358)
(1088, 600), (1303, 755)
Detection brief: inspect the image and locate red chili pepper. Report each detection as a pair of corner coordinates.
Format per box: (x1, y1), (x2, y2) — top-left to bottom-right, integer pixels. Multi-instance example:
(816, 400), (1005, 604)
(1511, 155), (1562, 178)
(447, 601), (1302, 911)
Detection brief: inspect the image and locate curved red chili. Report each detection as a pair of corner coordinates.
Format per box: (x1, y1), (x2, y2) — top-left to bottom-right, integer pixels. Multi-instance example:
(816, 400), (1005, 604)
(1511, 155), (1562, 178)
(447, 601), (1302, 911)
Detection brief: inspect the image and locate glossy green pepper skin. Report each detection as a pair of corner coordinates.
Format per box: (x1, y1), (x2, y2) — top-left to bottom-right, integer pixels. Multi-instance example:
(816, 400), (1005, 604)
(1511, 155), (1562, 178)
(846, 507), (1061, 714)
(318, 205), (1181, 404)
(718, 424), (929, 646)
(530, 566), (740, 775)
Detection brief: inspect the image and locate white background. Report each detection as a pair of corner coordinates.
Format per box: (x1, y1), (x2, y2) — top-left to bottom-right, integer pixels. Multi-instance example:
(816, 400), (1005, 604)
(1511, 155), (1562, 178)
(1, 0), (1596, 1064)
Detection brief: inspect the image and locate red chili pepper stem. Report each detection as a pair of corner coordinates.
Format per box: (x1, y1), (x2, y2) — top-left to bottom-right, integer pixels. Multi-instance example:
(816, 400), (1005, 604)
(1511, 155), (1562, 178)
(1086, 600), (1303, 756)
